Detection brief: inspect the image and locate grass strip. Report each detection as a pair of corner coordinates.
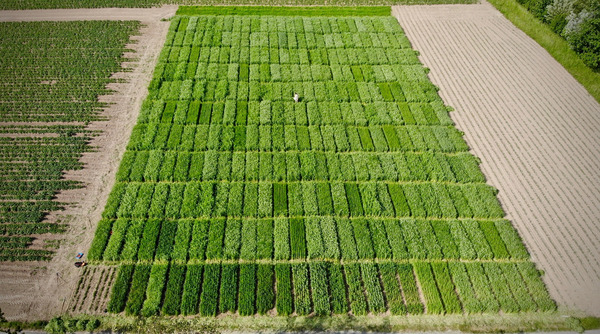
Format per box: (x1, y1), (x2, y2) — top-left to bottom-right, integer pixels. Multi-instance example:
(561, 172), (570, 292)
(487, 0), (600, 103)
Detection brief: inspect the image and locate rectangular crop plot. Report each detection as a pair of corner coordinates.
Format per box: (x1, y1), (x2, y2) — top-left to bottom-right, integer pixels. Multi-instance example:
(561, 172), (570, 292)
(93, 10), (555, 317)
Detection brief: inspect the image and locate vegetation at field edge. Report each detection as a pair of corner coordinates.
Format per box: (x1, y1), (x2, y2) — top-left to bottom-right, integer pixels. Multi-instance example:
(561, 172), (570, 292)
(487, 0), (600, 103)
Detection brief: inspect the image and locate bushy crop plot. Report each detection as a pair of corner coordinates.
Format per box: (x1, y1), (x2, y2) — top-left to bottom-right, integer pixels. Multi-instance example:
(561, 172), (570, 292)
(92, 10), (555, 316)
(0, 21), (140, 261)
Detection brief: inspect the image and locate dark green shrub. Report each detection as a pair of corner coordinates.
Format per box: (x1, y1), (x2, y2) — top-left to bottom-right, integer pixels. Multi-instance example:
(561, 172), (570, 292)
(567, 17), (600, 70)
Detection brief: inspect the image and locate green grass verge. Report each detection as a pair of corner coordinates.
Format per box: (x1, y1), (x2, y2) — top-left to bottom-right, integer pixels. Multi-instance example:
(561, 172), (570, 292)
(487, 0), (600, 104)
(79, 313), (580, 333)
(581, 317), (600, 330)
(176, 6), (390, 16)
(6, 314), (597, 333)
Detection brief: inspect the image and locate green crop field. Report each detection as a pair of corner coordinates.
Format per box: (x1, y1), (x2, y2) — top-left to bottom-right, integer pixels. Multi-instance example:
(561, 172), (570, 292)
(0, 21), (140, 261)
(0, 0), (477, 10)
(89, 9), (555, 317)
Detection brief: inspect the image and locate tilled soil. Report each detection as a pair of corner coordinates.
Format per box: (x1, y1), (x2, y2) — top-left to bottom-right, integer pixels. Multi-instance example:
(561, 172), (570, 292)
(393, 2), (600, 316)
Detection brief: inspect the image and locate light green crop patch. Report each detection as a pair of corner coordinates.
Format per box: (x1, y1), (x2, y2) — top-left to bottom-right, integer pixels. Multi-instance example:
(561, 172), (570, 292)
(88, 14), (556, 318)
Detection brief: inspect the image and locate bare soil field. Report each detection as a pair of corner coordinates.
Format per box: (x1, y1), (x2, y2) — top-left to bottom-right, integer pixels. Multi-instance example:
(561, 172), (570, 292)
(0, 8), (174, 320)
(393, 2), (600, 316)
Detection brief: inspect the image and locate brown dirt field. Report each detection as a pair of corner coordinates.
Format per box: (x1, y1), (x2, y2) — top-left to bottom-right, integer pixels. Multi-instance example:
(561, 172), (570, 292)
(0, 8), (175, 321)
(393, 2), (600, 316)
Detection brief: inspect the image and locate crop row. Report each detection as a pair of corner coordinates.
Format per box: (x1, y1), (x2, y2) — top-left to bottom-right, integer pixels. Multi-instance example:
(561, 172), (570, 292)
(158, 46), (420, 67)
(167, 15), (404, 35)
(0, 124), (89, 135)
(0, 236), (33, 248)
(0, 103), (108, 123)
(0, 139), (92, 157)
(155, 62), (424, 88)
(127, 124), (466, 154)
(107, 260), (554, 316)
(116, 150), (483, 183)
(146, 76), (436, 103)
(0, 223), (65, 237)
(0, 201), (62, 223)
(89, 217), (527, 262)
(0, 248), (53, 261)
(138, 99), (450, 126)
(166, 15), (410, 49)
(0, 180), (80, 201)
(100, 181), (503, 220)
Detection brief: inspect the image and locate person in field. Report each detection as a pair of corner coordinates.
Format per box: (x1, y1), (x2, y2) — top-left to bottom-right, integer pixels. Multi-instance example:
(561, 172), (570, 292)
(293, 93), (299, 103)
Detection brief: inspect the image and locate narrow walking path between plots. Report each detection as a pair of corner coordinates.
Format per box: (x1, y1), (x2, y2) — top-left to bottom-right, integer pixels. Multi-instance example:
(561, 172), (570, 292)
(393, 1), (600, 316)
(0, 6), (177, 22)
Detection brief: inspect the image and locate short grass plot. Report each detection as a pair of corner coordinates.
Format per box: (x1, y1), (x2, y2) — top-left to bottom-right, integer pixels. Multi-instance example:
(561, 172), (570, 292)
(91, 9), (555, 316)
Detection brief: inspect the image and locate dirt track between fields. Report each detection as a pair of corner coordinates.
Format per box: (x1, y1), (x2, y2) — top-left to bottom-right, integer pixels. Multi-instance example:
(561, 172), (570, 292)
(0, 10), (174, 321)
(394, 2), (600, 316)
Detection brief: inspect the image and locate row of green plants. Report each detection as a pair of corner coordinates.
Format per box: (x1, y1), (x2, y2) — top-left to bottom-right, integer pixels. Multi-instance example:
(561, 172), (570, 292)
(138, 101), (450, 126)
(175, 6), (392, 17)
(157, 45), (419, 66)
(116, 150), (483, 183)
(0, 249), (54, 261)
(89, 217), (528, 262)
(127, 124), (465, 154)
(99, 181), (503, 220)
(128, 127), (468, 159)
(0, 223), (65, 238)
(146, 78), (437, 102)
(0, 21), (141, 261)
(106, 261), (554, 316)
(0, 201), (62, 224)
(165, 16), (408, 42)
(136, 100), (449, 126)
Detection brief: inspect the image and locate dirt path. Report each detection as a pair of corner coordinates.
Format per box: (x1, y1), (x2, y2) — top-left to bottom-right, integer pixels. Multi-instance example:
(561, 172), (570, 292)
(393, 2), (600, 316)
(0, 13), (172, 321)
(0, 6), (177, 21)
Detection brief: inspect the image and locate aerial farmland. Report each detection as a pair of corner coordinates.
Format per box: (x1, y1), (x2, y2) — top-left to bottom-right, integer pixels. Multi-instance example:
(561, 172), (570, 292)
(0, 1), (598, 333)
